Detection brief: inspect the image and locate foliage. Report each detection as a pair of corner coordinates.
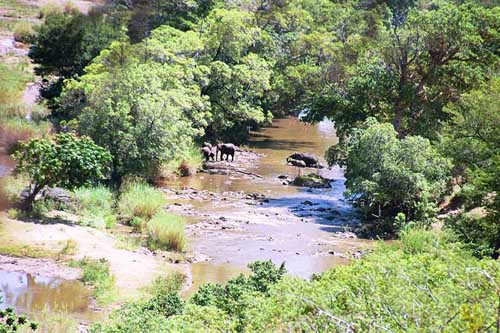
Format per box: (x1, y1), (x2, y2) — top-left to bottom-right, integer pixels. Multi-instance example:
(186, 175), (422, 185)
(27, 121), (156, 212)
(70, 257), (116, 305)
(146, 212), (187, 252)
(0, 299), (37, 333)
(13, 133), (112, 210)
(118, 182), (164, 223)
(190, 260), (286, 330)
(61, 38), (209, 181)
(90, 272), (186, 333)
(242, 231), (500, 332)
(306, 2), (500, 139)
(443, 77), (500, 258)
(327, 118), (451, 232)
(73, 186), (116, 229)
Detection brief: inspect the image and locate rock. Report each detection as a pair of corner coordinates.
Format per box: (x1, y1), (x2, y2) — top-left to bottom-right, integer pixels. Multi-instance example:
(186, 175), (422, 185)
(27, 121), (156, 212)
(302, 200), (314, 206)
(292, 173), (333, 188)
(43, 187), (72, 203)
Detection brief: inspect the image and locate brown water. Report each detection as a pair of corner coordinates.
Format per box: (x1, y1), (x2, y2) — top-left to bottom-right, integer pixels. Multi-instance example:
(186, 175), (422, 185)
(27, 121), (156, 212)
(0, 269), (96, 320)
(169, 117), (372, 292)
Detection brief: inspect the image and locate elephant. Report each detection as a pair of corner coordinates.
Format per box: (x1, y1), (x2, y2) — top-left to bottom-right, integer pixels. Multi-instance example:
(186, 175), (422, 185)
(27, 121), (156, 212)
(286, 152), (322, 168)
(216, 143), (236, 161)
(201, 146), (215, 161)
(287, 158), (307, 168)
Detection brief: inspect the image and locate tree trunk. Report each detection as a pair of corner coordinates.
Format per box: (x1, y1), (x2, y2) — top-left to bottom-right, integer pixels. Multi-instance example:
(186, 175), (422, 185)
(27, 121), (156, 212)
(21, 183), (44, 211)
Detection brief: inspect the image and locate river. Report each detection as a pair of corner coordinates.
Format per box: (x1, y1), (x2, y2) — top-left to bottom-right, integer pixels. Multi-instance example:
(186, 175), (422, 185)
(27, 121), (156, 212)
(164, 117), (372, 293)
(0, 116), (371, 321)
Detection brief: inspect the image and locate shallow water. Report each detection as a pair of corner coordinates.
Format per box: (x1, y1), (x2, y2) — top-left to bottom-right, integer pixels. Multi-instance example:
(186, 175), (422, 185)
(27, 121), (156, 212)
(0, 269), (97, 320)
(168, 117), (372, 292)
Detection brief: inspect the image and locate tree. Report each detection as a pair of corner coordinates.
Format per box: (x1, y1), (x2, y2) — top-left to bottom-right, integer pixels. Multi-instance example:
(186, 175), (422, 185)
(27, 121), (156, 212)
(29, 8), (122, 108)
(307, 2), (500, 139)
(327, 118), (451, 232)
(443, 77), (500, 258)
(13, 133), (112, 210)
(62, 39), (209, 183)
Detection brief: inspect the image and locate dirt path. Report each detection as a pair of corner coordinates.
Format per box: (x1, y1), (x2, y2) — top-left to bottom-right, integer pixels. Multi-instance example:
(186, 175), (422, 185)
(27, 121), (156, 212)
(0, 214), (185, 298)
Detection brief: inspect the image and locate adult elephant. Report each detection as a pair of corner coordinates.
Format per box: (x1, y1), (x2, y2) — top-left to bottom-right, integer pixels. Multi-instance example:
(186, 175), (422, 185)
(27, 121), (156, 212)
(286, 152), (321, 168)
(216, 143), (236, 162)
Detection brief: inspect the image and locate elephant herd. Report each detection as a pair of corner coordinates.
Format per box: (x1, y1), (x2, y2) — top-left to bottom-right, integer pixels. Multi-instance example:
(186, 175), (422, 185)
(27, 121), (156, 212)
(201, 142), (236, 162)
(201, 142), (322, 169)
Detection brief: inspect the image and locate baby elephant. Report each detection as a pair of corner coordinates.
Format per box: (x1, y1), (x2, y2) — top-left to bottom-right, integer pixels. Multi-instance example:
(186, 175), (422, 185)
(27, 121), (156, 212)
(287, 152), (322, 168)
(201, 146), (215, 161)
(217, 143), (236, 162)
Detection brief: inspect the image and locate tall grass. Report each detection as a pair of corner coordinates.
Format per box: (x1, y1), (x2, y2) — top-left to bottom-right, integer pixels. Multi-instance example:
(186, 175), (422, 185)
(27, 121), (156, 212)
(147, 212), (187, 252)
(13, 21), (34, 43)
(73, 186), (116, 229)
(118, 182), (165, 222)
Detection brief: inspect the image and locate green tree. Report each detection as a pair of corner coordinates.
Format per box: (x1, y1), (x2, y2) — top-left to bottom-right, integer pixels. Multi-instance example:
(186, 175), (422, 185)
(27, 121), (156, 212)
(29, 8), (122, 107)
(308, 2), (500, 139)
(13, 133), (112, 210)
(327, 118), (451, 232)
(443, 77), (500, 258)
(63, 39), (209, 183)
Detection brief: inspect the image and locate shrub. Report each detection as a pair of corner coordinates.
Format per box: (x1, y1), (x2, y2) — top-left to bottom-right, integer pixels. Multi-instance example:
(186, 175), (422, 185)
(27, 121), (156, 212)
(146, 212), (186, 252)
(14, 133), (112, 210)
(0, 119), (51, 154)
(13, 22), (34, 43)
(70, 257), (116, 305)
(118, 182), (164, 222)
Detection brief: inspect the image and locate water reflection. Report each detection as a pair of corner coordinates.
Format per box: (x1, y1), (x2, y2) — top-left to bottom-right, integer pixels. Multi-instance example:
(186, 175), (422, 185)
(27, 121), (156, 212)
(0, 270), (91, 315)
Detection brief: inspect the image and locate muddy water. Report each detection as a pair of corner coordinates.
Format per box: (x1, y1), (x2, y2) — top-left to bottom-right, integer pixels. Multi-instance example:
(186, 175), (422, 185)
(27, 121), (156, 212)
(168, 117), (372, 292)
(0, 269), (97, 320)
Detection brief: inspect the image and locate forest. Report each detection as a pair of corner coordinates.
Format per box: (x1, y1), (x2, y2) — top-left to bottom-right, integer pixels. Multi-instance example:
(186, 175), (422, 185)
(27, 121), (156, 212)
(0, 0), (499, 332)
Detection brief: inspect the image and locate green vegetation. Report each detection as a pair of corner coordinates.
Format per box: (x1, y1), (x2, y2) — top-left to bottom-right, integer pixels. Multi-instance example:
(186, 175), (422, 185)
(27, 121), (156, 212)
(13, 132), (112, 209)
(18, 308), (77, 333)
(92, 230), (500, 333)
(118, 182), (164, 223)
(73, 186), (117, 229)
(70, 257), (117, 305)
(0, 298), (37, 332)
(0, 243), (57, 259)
(146, 212), (187, 252)
(327, 118), (451, 234)
(29, 7), (122, 107)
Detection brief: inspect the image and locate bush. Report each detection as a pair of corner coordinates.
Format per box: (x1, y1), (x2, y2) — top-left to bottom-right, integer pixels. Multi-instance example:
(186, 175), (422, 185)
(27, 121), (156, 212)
(0, 118), (51, 154)
(70, 257), (116, 305)
(146, 212), (186, 252)
(90, 273), (186, 333)
(73, 186), (116, 229)
(13, 22), (34, 43)
(118, 182), (164, 222)
(243, 232), (500, 332)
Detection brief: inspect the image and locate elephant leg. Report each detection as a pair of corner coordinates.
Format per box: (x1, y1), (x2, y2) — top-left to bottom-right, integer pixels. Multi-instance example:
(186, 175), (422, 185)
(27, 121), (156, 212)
(231, 153), (234, 162)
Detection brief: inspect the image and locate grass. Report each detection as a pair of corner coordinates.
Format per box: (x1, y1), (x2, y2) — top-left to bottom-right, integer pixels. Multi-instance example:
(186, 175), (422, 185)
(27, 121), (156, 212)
(0, 118), (51, 153)
(73, 186), (117, 229)
(118, 182), (165, 222)
(114, 234), (143, 251)
(13, 21), (34, 43)
(69, 257), (117, 305)
(18, 307), (78, 333)
(0, 243), (57, 258)
(145, 272), (186, 297)
(58, 239), (79, 256)
(146, 212), (187, 252)
(0, 63), (33, 107)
